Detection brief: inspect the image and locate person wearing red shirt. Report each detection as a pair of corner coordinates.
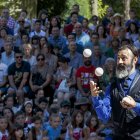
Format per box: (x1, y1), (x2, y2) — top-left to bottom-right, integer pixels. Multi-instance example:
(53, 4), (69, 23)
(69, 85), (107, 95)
(76, 55), (98, 97)
(64, 12), (78, 36)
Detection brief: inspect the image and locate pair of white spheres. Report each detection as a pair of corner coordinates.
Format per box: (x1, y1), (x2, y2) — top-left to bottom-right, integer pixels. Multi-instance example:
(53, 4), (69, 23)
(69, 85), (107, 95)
(83, 49), (104, 77)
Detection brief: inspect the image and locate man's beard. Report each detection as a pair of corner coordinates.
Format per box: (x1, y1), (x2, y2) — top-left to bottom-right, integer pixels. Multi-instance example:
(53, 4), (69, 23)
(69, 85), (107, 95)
(116, 62), (133, 79)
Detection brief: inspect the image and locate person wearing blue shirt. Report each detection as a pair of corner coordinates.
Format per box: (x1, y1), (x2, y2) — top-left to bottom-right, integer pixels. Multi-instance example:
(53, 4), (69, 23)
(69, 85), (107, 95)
(90, 45), (140, 140)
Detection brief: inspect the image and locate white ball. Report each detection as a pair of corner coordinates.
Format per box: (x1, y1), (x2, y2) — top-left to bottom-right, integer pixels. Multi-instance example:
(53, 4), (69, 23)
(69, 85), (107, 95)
(95, 67), (104, 77)
(122, 97), (131, 104)
(83, 49), (92, 57)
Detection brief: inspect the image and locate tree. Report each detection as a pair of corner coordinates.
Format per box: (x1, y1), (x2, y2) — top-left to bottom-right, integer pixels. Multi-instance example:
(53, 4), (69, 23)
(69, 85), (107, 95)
(90, 0), (98, 16)
(124, 0), (131, 20)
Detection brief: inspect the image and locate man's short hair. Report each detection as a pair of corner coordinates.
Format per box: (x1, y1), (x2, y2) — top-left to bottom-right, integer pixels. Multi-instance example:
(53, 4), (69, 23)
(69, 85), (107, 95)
(118, 45), (138, 57)
(14, 49), (23, 55)
(70, 12), (78, 17)
(35, 19), (41, 24)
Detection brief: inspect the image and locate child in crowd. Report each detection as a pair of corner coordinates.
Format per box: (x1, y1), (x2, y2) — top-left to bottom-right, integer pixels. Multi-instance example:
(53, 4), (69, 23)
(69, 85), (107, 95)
(22, 100), (33, 125)
(14, 111), (30, 139)
(0, 116), (10, 140)
(34, 107), (44, 118)
(86, 114), (99, 137)
(75, 97), (92, 123)
(28, 115), (47, 140)
(2, 107), (14, 129)
(38, 97), (49, 123)
(45, 113), (62, 140)
(10, 124), (25, 140)
(65, 110), (89, 140)
(34, 89), (45, 106)
(59, 100), (71, 138)
(4, 94), (21, 113)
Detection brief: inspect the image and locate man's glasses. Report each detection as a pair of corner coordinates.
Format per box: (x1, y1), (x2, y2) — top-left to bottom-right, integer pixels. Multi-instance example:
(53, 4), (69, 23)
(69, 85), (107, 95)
(18, 21), (24, 23)
(37, 58), (45, 61)
(16, 56), (23, 59)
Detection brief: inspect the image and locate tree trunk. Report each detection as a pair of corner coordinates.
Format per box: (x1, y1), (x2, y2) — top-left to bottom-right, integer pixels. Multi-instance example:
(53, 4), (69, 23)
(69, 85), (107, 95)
(91, 0), (98, 16)
(124, 0), (131, 21)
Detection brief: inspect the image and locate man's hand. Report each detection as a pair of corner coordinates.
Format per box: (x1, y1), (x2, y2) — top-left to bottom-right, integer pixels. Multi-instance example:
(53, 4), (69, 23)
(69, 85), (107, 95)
(120, 95), (136, 109)
(90, 81), (102, 97)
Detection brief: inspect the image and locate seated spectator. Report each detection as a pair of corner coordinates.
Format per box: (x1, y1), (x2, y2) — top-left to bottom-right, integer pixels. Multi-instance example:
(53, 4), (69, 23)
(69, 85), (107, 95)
(38, 9), (48, 32)
(29, 19), (46, 38)
(49, 16), (63, 36)
(30, 35), (40, 54)
(14, 17), (26, 35)
(65, 110), (89, 140)
(21, 33), (30, 45)
(102, 7), (114, 34)
(1, 42), (15, 66)
(0, 52), (8, 96)
(110, 13), (124, 38)
(64, 12), (78, 36)
(2, 107), (14, 129)
(96, 24), (111, 54)
(0, 116), (11, 139)
(99, 57), (116, 91)
(126, 22), (139, 43)
(22, 100), (33, 125)
(65, 4), (84, 24)
(29, 53), (53, 104)
(91, 45), (107, 67)
(54, 56), (76, 105)
(76, 54), (98, 98)
(65, 33), (83, 54)
(4, 94), (20, 114)
(7, 50), (30, 104)
(64, 41), (83, 69)
(19, 9), (31, 28)
(89, 15), (99, 33)
(74, 22), (90, 48)
(34, 36), (48, 56)
(82, 18), (91, 35)
(75, 97), (92, 123)
(0, 27), (9, 49)
(1, 7), (15, 30)
(110, 37), (120, 59)
(22, 44), (36, 67)
(14, 111), (30, 139)
(45, 44), (58, 73)
(125, 9), (140, 28)
(37, 97), (49, 123)
(0, 17), (14, 35)
(117, 27), (127, 43)
(28, 115), (46, 140)
(10, 123), (25, 140)
(44, 114), (62, 140)
(48, 26), (67, 53)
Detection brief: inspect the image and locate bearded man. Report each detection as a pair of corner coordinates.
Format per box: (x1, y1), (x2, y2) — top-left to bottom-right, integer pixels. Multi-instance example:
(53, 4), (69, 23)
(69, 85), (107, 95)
(90, 45), (140, 140)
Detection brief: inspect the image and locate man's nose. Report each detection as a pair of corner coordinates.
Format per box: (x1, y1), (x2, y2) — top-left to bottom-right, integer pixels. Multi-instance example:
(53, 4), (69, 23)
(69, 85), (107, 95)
(118, 58), (123, 64)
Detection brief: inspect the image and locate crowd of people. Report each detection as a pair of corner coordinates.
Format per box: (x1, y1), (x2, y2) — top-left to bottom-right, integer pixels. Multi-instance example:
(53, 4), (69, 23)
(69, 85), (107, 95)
(0, 3), (140, 140)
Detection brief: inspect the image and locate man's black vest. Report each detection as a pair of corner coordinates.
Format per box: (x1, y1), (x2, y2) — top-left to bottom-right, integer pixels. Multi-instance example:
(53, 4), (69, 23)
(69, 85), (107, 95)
(110, 71), (140, 133)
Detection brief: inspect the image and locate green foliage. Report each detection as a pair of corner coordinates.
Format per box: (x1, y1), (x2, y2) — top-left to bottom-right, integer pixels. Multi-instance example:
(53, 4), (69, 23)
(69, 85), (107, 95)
(0, 0), (140, 20)
(66, 0), (91, 19)
(98, 0), (108, 18)
(131, 0), (140, 18)
(37, 0), (69, 18)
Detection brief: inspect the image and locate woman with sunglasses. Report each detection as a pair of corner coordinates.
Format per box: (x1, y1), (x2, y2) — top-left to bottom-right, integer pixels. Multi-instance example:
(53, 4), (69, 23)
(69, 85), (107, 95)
(29, 53), (54, 104)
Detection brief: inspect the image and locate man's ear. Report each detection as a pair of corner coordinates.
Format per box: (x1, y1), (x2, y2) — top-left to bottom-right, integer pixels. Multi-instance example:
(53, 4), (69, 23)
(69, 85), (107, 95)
(134, 56), (138, 64)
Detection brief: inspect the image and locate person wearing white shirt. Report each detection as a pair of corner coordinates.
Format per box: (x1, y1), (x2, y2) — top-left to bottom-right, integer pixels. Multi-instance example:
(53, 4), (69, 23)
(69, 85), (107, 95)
(0, 52), (8, 96)
(1, 42), (15, 66)
(29, 19), (46, 38)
